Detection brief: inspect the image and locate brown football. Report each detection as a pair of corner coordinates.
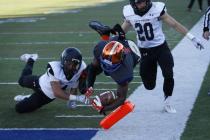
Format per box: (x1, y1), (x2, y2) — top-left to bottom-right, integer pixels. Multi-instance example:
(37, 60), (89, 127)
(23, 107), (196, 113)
(97, 91), (117, 106)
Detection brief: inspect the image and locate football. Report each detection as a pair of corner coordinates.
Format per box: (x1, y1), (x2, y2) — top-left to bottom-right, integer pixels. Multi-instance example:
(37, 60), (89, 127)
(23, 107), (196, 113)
(96, 91), (117, 106)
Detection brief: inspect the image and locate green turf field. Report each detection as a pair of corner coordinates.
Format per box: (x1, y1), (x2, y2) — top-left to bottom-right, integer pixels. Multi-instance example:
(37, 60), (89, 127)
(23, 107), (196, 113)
(0, 0), (210, 139)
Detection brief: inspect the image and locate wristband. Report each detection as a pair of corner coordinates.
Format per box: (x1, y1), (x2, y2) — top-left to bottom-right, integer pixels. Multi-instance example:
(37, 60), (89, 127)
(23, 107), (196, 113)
(186, 33), (195, 40)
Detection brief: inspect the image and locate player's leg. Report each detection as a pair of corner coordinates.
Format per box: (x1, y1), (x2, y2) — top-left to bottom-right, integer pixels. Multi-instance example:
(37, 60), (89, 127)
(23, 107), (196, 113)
(158, 42), (176, 113)
(197, 0), (202, 11)
(188, 0), (195, 11)
(15, 90), (54, 113)
(139, 49), (157, 90)
(18, 54), (39, 89)
(158, 42), (174, 99)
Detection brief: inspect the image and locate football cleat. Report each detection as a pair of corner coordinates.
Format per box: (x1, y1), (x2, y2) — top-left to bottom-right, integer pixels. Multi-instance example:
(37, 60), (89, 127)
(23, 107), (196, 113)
(164, 104), (177, 113)
(89, 21), (111, 36)
(163, 96), (176, 113)
(14, 94), (31, 102)
(20, 54), (38, 62)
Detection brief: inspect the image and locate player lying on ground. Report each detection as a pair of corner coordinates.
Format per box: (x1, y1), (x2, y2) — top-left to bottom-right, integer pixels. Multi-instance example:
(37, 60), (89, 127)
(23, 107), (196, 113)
(14, 47), (93, 113)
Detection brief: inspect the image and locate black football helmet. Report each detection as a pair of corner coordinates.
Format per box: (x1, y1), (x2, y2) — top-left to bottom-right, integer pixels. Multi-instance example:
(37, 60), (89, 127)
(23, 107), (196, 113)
(130, 0), (152, 16)
(61, 47), (82, 79)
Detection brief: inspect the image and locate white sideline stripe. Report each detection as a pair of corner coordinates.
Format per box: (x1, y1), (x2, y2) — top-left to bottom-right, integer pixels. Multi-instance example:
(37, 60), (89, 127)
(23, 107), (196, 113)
(0, 128), (102, 130)
(55, 115), (104, 118)
(91, 17), (210, 140)
(0, 82), (140, 85)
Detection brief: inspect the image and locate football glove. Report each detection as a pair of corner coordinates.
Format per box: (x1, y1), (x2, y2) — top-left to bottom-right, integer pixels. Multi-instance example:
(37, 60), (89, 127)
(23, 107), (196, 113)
(91, 96), (103, 111)
(85, 87), (93, 98)
(191, 37), (204, 50)
(187, 33), (204, 50)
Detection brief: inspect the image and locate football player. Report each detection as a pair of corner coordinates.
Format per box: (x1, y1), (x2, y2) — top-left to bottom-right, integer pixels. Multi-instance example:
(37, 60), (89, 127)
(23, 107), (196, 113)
(14, 47), (93, 113)
(121, 0), (204, 113)
(203, 6), (210, 40)
(87, 21), (141, 115)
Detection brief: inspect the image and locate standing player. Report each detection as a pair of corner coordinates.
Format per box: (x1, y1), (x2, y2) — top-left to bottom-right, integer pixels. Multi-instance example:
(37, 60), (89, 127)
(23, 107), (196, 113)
(121, 0), (204, 113)
(87, 21), (141, 115)
(203, 6), (210, 95)
(203, 6), (210, 40)
(14, 47), (92, 113)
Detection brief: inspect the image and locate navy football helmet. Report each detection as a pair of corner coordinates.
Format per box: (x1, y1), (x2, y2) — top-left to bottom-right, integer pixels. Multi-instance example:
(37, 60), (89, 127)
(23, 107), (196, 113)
(130, 0), (152, 16)
(61, 47), (82, 79)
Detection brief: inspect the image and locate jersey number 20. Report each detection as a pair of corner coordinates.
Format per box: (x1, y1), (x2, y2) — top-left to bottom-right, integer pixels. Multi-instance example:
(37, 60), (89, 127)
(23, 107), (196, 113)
(135, 22), (154, 41)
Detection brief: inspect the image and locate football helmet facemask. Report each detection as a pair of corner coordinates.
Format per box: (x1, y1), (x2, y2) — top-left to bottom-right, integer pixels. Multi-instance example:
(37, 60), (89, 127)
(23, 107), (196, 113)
(61, 47), (82, 79)
(130, 0), (152, 16)
(100, 41), (125, 73)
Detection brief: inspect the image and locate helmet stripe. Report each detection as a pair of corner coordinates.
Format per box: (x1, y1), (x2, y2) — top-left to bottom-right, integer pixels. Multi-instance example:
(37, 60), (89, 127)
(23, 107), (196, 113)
(109, 42), (120, 55)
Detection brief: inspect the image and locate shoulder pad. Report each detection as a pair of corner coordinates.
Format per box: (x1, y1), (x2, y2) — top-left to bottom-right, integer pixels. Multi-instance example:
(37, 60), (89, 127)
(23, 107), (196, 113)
(46, 63), (54, 76)
(123, 5), (135, 18)
(153, 2), (166, 13)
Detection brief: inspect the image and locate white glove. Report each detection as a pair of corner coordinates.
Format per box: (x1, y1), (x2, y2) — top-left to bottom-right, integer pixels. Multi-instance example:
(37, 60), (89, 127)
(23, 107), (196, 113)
(91, 96), (103, 112)
(85, 87), (93, 97)
(69, 94), (90, 104)
(191, 37), (204, 50)
(187, 33), (204, 50)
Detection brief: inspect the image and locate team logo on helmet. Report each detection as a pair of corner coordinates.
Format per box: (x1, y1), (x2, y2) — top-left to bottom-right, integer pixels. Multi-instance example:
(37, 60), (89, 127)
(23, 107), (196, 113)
(100, 41), (124, 73)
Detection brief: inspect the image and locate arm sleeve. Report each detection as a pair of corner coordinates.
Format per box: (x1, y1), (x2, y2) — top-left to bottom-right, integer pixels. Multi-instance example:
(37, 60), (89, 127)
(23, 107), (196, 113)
(78, 69), (88, 94)
(87, 63), (103, 87)
(160, 4), (166, 17)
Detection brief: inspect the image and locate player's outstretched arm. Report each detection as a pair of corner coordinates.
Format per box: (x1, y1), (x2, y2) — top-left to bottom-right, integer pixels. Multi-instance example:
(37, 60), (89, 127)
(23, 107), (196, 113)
(161, 12), (204, 50)
(92, 83), (128, 115)
(87, 58), (103, 88)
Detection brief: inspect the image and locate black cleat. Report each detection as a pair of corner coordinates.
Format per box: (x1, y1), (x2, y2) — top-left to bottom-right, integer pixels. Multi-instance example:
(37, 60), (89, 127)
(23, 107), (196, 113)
(89, 21), (111, 36)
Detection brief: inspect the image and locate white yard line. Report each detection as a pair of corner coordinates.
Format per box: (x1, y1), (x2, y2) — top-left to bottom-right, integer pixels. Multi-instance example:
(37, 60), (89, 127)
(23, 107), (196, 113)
(55, 115), (104, 118)
(92, 17), (210, 140)
(0, 82), (140, 85)
(0, 31), (94, 35)
(0, 31), (135, 35)
(0, 128), (102, 130)
(0, 41), (96, 45)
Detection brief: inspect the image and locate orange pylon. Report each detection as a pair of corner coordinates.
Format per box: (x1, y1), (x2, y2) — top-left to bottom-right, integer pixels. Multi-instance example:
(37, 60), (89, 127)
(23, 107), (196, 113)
(100, 100), (135, 129)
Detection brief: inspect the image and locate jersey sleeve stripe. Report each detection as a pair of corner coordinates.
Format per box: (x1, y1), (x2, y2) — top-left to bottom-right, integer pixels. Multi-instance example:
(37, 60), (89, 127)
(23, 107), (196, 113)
(160, 6), (166, 17)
